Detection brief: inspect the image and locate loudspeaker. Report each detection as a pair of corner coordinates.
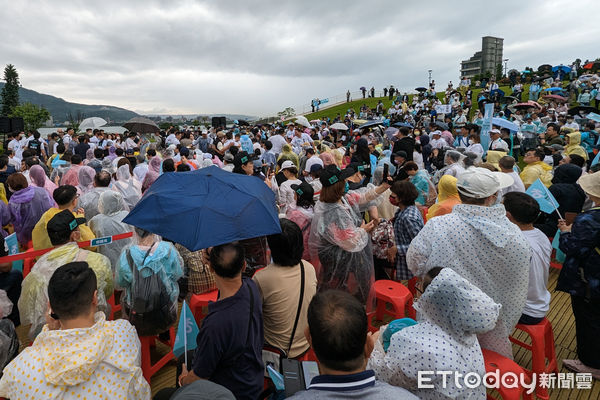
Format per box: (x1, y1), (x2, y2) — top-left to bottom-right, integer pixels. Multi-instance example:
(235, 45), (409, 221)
(211, 116), (226, 128)
(10, 117), (24, 132)
(0, 117), (10, 133)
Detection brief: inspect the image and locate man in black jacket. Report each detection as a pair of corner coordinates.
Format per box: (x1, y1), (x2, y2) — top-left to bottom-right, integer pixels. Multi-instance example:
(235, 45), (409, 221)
(392, 127), (415, 161)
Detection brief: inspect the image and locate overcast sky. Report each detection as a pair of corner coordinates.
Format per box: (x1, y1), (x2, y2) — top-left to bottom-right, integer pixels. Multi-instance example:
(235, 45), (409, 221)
(1, 0), (599, 117)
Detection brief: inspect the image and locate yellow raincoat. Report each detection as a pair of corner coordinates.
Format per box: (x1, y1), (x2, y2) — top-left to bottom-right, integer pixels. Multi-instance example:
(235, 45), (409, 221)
(18, 243), (113, 339)
(427, 175), (461, 220)
(32, 207), (96, 252)
(520, 160), (553, 188)
(564, 132), (588, 161)
(0, 313), (150, 399)
(276, 144), (299, 170)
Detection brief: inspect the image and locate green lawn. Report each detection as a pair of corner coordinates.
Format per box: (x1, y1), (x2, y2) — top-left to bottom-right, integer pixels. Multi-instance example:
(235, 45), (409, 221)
(304, 83), (576, 122)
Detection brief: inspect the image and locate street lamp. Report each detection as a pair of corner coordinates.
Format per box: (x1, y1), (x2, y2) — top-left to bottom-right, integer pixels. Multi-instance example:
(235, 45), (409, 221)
(503, 59), (509, 77)
(428, 69), (432, 85)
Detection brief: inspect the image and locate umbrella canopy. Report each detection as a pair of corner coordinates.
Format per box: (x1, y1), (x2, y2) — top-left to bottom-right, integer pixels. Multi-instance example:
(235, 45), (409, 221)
(384, 127), (399, 140)
(435, 121), (449, 131)
(359, 86), (366, 91)
(415, 87), (427, 92)
(543, 87), (565, 93)
(579, 74), (595, 81)
(359, 120), (384, 129)
(492, 117), (519, 132)
(542, 94), (568, 103)
(499, 95), (519, 104)
(586, 112), (600, 123)
(79, 117), (107, 131)
(552, 65), (571, 74)
(122, 117), (160, 134)
(330, 122), (349, 130)
(294, 115), (311, 128)
(235, 119), (250, 126)
(512, 101), (542, 110)
(123, 166), (281, 251)
(568, 106), (597, 116)
(490, 89), (505, 98)
(392, 122), (414, 128)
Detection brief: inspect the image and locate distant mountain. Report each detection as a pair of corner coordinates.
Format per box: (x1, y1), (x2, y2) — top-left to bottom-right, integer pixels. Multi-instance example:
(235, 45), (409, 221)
(0, 82), (139, 123)
(144, 113), (258, 121)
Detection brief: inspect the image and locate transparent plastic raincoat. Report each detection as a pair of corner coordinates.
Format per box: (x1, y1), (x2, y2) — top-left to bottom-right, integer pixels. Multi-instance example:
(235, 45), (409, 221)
(112, 165), (142, 210)
(308, 187), (381, 306)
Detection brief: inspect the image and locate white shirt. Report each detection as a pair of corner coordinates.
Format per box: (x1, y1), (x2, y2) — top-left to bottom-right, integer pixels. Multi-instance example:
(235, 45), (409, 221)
(268, 135), (287, 156)
(125, 138), (137, 150)
(278, 178), (302, 214)
(499, 171), (525, 201)
(465, 143), (484, 158)
(7, 139), (23, 159)
(490, 138), (509, 152)
(165, 134), (180, 146)
(430, 138), (446, 149)
(521, 229), (552, 318)
(564, 121), (580, 130)
(304, 155), (324, 172)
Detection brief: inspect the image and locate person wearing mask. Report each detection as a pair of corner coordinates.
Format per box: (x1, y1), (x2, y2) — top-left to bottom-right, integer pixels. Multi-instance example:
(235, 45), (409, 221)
(0, 262), (150, 399)
(391, 127), (415, 161)
(389, 181), (424, 280)
(253, 218), (317, 358)
(369, 268), (500, 399)
(404, 162), (436, 207)
(290, 290), (417, 400)
(112, 164), (142, 211)
(6, 173), (53, 246)
(19, 210), (113, 339)
(308, 164), (391, 306)
(556, 172), (600, 378)
(274, 160), (301, 214)
(503, 192), (552, 325)
(79, 170), (113, 220)
(407, 167), (530, 358)
(489, 129), (509, 152)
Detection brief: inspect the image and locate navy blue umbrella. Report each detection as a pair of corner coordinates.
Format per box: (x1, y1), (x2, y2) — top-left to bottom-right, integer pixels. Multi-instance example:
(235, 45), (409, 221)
(123, 166), (281, 251)
(359, 120), (384, 129)
(392, 122), (414, 128)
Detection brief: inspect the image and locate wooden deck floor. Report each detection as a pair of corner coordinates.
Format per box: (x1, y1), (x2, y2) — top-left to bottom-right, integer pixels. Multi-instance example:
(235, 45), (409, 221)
(13, 267), (599, 399)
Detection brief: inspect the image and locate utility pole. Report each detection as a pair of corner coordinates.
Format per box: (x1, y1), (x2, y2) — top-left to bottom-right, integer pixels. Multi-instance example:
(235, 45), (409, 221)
(428, 69), (432, 85)
(503, 59), (509, 77)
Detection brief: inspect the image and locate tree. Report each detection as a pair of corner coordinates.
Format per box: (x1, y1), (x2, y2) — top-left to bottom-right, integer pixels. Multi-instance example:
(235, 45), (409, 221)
(10, 102), (50, 132)
(277, 107), (296, 119)
(495, 63), (503, 79)
(1, 64), (20, 116)
(66, 110), (85, 132)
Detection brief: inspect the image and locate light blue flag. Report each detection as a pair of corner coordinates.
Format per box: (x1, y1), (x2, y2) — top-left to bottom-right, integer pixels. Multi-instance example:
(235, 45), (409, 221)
(591, 151), (600, 167)
(551, 230), (566, 263)
(526, 178), (559, 215)
(173, 301), (200, 361)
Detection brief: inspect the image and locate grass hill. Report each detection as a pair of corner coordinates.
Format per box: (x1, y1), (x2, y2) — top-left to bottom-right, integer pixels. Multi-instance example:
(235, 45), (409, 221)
(0, 82), (139, 123)
(304, 84), (542, 122)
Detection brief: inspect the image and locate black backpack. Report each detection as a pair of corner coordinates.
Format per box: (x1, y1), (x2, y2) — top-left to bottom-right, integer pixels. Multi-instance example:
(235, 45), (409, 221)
(126, 245), (177, 336)
(28, 139), (41, 156)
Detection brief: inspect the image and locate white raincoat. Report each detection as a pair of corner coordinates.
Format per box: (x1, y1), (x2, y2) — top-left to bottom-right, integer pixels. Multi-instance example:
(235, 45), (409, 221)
(89, 191), (134, 273)
(406, 204), (530, 358)
(0, 313), (151, 399)
(369, 268), (501, 399)
(112, 165), (142, 211)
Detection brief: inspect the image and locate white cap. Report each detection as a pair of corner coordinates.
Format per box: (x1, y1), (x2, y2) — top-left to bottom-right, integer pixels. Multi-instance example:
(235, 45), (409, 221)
(281, 160), (296, 170)
(490, 128), (501, 135)
(431, 130), (442, 136)
(456, 167), (514, 199)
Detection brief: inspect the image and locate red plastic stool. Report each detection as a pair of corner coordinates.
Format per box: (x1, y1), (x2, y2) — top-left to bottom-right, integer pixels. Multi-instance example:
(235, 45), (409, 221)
(509, 318), (558, 399)
(368, 280), (416, 332)
(139, 326), (176, 383)
(189, 290), (218, 323)
(482, 348), (532, 400)
(107, 291), (122, 321)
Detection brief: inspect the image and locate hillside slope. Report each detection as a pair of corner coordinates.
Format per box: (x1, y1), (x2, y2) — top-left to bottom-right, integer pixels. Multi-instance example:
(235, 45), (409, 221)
(0, 82), (139, 123)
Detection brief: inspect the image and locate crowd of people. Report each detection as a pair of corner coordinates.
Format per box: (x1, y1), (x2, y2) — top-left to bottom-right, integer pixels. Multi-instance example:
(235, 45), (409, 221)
(0, 66), (598, 399)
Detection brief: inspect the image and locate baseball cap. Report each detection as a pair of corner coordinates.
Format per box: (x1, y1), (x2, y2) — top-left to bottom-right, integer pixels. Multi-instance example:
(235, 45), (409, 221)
(233, 151), (255, 167)
(290, 182), (315, 202)
(319, 164), (356, 187)
(456, 167), (514, 199)
(224, 153), (234, 162)
(490, 128), (501, 135)
(47, 210), (86, 237)
(280, 160), (297, 171)
(309, 164), (323, 173)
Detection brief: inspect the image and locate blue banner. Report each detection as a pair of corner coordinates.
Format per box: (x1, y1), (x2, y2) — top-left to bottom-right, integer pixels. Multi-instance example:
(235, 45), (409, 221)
(480, 103), (494, 156)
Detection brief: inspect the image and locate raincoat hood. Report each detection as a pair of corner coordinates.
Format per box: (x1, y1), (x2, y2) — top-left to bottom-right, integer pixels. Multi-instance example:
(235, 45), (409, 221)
(36, 313), (114, 386)
(98, 190), (127, 216)
(437, 175), (459, 202)
(552, 163), (583, 184)
(453, 204), (517, 247)
(565, 131), (589, 160)
(78, 166), (96, 194)
(10, 186), (35, 203)
(566, 131), (581, 146)
(415, 268), (501, 343)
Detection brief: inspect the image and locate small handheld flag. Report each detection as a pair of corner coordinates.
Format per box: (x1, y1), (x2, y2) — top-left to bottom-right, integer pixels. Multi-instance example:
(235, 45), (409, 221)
(526, 178), (562, 218)
(173, 300), (200, 366)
